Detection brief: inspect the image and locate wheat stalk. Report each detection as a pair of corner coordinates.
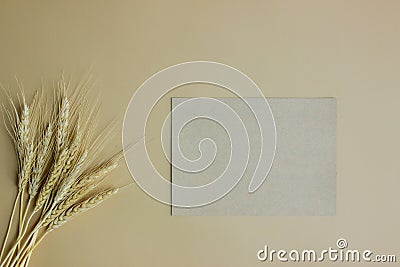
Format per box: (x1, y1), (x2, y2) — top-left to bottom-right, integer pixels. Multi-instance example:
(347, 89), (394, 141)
(0, 77), (124, 267)
(0, 87), (37, 263)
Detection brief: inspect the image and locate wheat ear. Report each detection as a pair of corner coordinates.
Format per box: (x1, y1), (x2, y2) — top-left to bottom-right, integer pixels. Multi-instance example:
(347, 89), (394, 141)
(42, 182), (92, 227)
(56, 95), (69, 152)
(53, 149), (87, 206)
(34, 147), (69, 213)
(74, 153), (122, 189)
(28, 123), (53, 198)
(48, 188), (119, 231)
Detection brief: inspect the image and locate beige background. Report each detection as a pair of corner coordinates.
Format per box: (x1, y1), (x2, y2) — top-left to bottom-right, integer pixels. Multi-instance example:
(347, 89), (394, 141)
(0, 0), (399, 266)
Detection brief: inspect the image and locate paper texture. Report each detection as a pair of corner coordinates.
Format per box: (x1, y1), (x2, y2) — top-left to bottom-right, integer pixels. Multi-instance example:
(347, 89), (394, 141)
(172, 98), (336, 215)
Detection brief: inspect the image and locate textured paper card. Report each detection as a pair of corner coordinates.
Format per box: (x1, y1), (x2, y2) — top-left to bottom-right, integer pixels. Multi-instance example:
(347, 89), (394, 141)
(172, 98), (336, 216)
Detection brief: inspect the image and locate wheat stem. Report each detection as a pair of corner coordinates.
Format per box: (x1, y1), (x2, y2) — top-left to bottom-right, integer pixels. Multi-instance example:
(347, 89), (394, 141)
(17, 189), (25, 255)
(15, 197), (33, 263)
(20, 198), (32, 233)
(22, 231), (38, 267)
(4, 229), (37, 267)
(0, 212), (38, 267)
(0, 192), (20, 262)
(12, 187), (117, 267)
(13, 233), (34, 267)
(14, 232), (45, 267)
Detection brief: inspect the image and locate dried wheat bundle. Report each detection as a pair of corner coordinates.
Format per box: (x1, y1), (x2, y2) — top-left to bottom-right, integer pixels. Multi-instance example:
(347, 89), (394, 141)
(0, 78), (122, 267)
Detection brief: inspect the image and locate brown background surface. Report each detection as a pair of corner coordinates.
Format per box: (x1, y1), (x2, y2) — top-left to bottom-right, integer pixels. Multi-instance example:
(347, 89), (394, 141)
(0, 0), (399, 266)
